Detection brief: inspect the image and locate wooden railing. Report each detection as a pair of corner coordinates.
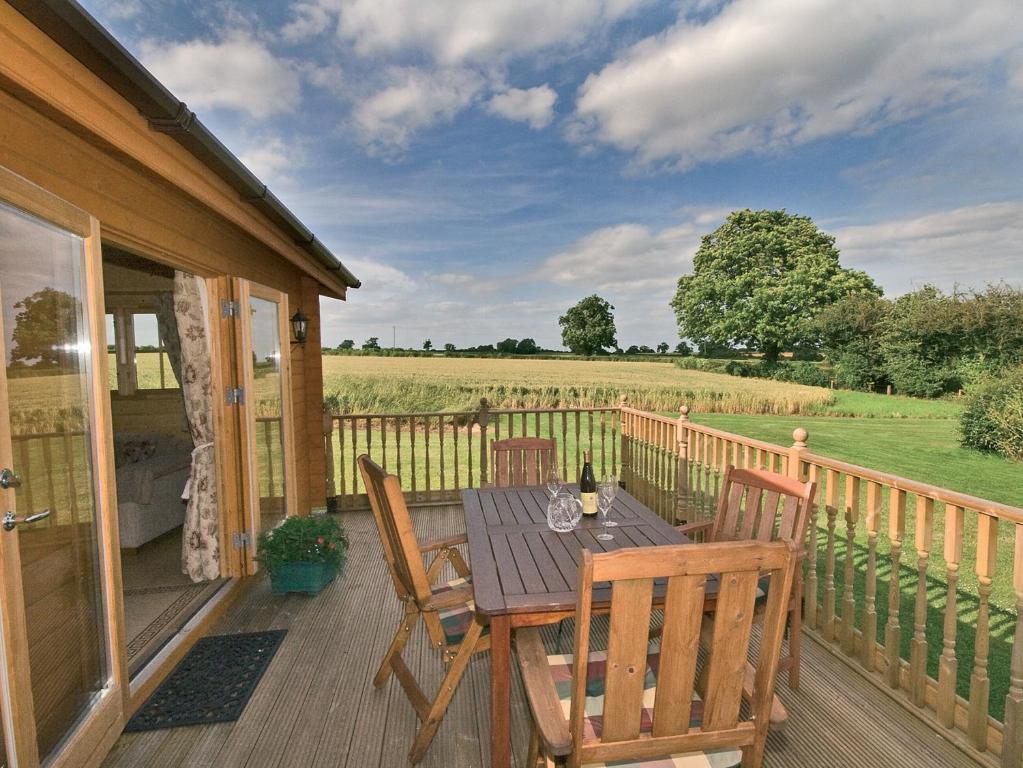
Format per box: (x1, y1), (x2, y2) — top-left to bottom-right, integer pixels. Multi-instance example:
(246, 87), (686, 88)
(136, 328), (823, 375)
(10, 430), (91, 526)
(668, 408), (1022, 768)
(324, 400), (620, 509)
(255, 415), (285, 500)
(323, 399), (1021, 765)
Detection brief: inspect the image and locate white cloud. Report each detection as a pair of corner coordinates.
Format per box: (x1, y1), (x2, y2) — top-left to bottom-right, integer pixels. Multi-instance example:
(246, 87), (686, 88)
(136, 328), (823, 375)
(91, 0), (143, 20)
(140, 34), (301, 119)
(237, 136), (305, 183)
(328, 0), (646, 65)
(487, 86), (558, 129)
(281, 1), (337, 43)
(574, 0), (1023, 168)
(833, 202), (1023, 293)
(353, 67), (485, 154)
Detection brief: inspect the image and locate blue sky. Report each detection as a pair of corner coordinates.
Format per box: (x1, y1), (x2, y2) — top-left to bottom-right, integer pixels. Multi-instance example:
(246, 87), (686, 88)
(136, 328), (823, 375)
(82, 0), (1023, 350)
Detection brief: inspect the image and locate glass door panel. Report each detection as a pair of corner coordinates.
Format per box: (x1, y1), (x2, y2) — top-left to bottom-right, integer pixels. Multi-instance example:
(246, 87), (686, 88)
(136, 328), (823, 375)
(0, 196), (118, 764)
(249, 296), (287, 531)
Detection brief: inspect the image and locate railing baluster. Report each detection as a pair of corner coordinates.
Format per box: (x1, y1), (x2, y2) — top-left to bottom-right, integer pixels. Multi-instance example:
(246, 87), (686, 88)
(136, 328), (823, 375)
(574, 410), (581, 481)
(561, 411), (568, 481)
(862, 480), (882, 669)
(969, 513), (998, 750)
(1002, 523), (1023, 767)
(823, 468), (840, 642)
(395, 416), (402, 486)
(438, 416), (447, 492)
(349, 417), (357, 496)
(938, 504), (964, 727)
(600, 410), (607, 478)
(41, 436), (57, 515)
(804, 463), (820, 630)
(842, 474), (860, 655)
(886, 488), (907, 688)
(424, 416), (432, 493)
(409, 415), (417, 497)
(452, 417), (460, 491)
(910, 496), (934, 706)
(337, 417), (346, 502)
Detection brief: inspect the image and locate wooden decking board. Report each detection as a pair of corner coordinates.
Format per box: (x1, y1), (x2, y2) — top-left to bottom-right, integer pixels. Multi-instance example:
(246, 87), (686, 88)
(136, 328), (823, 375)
(103, 504), (983, 768)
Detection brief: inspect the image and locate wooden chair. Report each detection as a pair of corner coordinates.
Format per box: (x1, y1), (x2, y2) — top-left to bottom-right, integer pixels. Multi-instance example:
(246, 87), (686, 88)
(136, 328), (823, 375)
(679, 466), (816, 689)
(490, 437), (557, 487)
(358, 455), (490, 764)
(516, 540), (795, 768)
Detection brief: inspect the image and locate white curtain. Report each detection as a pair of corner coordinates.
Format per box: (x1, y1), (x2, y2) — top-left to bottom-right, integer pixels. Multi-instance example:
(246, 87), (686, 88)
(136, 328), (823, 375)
(174, 271), (220, 581)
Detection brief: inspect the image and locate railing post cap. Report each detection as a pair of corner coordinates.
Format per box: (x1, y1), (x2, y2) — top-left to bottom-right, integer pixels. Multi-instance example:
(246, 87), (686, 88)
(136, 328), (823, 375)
(618, 394), (629, 406)
(679, 405), (690, 418)
(792, 427), (809, 448)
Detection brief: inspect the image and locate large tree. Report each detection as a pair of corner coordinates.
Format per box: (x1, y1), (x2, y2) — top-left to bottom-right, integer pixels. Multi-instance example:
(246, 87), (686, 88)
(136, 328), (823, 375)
(671, 209), (880, 362)
(559, 295), (617, 355)
(9, 287), (81, 369)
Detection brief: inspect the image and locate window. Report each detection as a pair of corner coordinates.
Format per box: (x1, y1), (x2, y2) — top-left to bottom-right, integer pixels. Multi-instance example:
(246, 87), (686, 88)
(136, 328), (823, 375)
(106, 307), (179, 395)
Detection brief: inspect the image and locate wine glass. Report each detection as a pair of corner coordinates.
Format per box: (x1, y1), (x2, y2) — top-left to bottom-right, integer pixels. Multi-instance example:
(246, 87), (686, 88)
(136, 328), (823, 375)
(595, 491), (615, 540)
(546, 467), (562, 498)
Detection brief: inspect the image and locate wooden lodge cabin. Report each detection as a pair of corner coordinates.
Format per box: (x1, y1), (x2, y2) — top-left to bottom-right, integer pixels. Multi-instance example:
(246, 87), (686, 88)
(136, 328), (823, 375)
(0, 1), (358, 765)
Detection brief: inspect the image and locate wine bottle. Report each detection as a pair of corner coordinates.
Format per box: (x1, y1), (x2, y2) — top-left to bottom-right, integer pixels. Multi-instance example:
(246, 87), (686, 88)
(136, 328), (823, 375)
(580, 450), (597, 516)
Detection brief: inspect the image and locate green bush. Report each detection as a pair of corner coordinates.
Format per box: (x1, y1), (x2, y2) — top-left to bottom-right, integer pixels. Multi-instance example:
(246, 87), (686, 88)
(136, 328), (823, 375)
(256, 515), (349, 576)
(960, 366), (1023, 460)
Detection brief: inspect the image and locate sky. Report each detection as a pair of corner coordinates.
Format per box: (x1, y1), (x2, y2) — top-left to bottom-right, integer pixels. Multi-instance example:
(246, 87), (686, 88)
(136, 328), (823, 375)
(80, 0), (1023, 350)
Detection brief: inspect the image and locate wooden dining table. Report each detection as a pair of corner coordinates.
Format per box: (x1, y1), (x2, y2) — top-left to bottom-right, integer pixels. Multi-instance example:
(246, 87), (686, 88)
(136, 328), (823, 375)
(462, 484), (691, 768)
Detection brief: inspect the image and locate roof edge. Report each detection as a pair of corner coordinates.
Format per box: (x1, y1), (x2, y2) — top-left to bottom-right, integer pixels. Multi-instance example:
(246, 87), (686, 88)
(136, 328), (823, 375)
(8, 0), (361, 290)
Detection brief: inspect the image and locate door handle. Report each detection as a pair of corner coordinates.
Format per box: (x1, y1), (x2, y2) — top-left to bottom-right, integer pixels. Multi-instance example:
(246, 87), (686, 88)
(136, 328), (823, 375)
(0, 469), (21, 489)
(3, 509), (50, 531)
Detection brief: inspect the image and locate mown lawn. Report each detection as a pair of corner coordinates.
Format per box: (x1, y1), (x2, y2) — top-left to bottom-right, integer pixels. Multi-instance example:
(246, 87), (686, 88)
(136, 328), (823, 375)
(687, 409), (1020, 720)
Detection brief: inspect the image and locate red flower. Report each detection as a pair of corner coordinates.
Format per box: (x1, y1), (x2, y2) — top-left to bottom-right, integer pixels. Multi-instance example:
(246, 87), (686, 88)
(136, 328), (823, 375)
(329, 542), (337, 550)
(317, 536), (325, 545)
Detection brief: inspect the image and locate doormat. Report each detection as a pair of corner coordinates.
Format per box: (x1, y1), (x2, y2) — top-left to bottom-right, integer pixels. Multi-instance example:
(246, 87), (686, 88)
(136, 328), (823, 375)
(124, 629), (287, 732)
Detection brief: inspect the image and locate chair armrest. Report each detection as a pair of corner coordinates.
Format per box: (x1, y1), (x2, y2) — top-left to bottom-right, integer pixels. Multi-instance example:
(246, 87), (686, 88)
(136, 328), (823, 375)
(419, 533), (468, 553)
(421, 585), (474, 612)
(676, 520), (713, 537)
(515, 628), (573, 757)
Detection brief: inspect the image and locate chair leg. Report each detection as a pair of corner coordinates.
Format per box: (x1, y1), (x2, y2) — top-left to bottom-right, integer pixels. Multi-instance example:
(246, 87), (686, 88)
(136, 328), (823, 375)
(787, 599), (801, 690)
(375, 604), (420, 688)
(527, 723), (541, 767)
(408, 619), (485, 764)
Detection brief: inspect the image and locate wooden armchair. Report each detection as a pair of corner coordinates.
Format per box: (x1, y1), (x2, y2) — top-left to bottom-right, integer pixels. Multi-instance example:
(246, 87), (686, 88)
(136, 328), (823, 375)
(679, 466), (816, 689)
(516, 540), (795, 768)
(490, 437), (557, 487)
(358, 455), (490, 764)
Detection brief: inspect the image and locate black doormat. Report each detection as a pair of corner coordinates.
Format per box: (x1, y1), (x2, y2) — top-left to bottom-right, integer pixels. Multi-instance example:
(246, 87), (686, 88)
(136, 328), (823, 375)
(125, 629), (287, 732)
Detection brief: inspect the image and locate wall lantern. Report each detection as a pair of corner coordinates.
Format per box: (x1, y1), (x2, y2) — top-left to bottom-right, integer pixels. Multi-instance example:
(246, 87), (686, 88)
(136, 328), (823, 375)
(290, 309), (309, 347)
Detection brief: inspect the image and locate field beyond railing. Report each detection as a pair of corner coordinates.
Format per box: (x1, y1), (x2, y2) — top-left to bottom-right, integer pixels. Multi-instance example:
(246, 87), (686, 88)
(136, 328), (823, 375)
(326, 400), (1022, 767)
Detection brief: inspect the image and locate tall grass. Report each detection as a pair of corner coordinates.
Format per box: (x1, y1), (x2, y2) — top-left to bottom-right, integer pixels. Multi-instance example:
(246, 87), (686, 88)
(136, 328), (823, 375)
(322, 357), (834, 415)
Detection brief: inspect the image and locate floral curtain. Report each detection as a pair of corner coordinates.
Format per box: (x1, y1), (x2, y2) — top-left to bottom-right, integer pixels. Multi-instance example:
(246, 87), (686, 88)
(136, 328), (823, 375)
(155, 291), (182, 387)
(174, 271), (219, 581)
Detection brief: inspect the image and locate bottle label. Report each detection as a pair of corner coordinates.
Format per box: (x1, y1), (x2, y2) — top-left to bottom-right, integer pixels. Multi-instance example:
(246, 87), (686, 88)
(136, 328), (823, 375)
(581, 492), (598, 516)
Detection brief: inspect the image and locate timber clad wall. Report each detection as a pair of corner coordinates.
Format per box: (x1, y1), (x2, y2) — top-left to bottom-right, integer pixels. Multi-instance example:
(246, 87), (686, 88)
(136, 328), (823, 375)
(0, 3), (331, 515)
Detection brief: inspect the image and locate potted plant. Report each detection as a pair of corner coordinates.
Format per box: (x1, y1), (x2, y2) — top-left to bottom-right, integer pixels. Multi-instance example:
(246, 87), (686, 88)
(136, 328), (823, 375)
(257, 514), (348, 595)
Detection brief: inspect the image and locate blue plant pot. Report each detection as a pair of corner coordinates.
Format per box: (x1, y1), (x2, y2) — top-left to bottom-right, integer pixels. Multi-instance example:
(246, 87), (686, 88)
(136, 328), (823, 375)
(269, 561), (337, 596)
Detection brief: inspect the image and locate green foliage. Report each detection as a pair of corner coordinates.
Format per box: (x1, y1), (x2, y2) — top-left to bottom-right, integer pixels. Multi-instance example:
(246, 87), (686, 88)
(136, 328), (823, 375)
(657, 342), (669, 354)
(256, 515), (349, 576)
(559, 295), (617, 355)
(362, 336), (380, 350)
(338, 339), (355, 350)
(674, 341), (691, 356)
(671, 209), (881, 362)
(811, 292), (890, 390)
(960, 365), (1023, 461)
(496, 337), (519, 353)
(879, 287), (963, 397)
(422, 339), (433, 351)
(720, 360), (832, 388)
(516, 338), (539, 354)
(444, 343), (456, 352)
(9, 288), (82, 369)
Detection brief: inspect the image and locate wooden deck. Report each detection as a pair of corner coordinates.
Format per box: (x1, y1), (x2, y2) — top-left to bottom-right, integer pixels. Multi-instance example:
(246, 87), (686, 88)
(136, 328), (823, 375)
(104, 505), (984, 768)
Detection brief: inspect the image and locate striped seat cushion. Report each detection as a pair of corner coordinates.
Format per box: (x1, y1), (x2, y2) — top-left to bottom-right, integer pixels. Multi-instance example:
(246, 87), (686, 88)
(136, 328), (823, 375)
(434, 577), (488, 646)
(545, 644), (742, 768)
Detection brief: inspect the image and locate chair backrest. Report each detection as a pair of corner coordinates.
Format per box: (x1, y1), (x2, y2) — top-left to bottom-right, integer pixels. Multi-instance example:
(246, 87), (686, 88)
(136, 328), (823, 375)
(358, 454), (434, 606)
(490, 437), (557, 487)
(711, 466), (816, 550)
(567, 540), (794, 768)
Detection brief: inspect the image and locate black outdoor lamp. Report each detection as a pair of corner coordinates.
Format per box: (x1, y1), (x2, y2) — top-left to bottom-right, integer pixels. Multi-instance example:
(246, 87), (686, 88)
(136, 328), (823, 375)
(290, 309), (309, 347)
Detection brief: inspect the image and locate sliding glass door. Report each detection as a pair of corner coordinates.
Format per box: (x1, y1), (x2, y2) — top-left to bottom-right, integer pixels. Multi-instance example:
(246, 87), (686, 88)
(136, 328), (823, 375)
(0, 167), (125, 767)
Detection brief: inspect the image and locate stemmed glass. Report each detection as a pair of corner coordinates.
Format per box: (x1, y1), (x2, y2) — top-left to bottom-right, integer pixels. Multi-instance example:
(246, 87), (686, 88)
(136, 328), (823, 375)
(595, 475), (618, 540)
(546, 467), (562, 498)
